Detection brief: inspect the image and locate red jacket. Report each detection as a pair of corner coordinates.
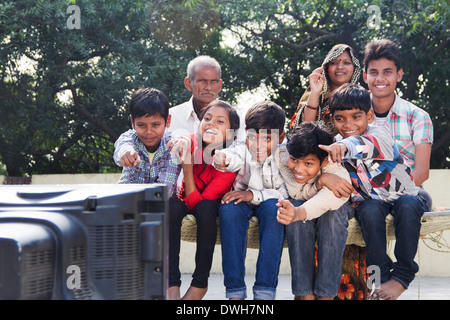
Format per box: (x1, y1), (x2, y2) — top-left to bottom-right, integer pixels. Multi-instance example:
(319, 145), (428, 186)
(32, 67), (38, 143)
(179, 134), (236, 211)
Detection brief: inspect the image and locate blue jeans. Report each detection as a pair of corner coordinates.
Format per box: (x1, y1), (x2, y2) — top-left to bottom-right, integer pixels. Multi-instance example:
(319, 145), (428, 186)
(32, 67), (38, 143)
(219, 199), (285, 300)
(286, 200), (354, 297)
(355, 195), (429, 289)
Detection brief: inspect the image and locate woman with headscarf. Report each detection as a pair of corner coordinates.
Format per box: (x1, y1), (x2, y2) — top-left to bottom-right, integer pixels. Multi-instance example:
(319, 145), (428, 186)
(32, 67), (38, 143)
(290, 44), (369, 300)
(290, 44), (361, 128)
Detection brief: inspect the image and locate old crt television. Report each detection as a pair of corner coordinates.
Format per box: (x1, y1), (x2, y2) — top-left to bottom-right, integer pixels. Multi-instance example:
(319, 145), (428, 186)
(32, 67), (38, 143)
(0, 184), (167, 300)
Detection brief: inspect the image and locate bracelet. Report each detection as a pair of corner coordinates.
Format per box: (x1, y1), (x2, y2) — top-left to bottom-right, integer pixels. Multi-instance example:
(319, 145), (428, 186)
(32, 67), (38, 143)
(305, 104), (319, 110)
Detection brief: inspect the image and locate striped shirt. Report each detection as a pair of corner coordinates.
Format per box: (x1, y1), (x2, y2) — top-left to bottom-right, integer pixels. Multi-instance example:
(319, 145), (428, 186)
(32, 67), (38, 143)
(114, 129), (181, 197)
(372, 94), (433, 170)
(338, 125), (420, 204)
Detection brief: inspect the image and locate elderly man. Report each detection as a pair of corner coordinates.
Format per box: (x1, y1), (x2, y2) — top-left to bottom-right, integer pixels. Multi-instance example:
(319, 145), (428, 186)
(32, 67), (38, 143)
(169, 55), (223, 138)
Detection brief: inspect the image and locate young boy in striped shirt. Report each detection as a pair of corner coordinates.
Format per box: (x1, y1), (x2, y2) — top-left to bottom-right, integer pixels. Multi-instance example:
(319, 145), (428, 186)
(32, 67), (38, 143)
(322, 83), (431, 300)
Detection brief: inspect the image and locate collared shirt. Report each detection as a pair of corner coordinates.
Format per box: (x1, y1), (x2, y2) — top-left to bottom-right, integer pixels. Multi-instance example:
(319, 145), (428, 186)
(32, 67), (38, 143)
(372, 94), (433, 170)
(169, 97), (201, 138)
(114, 129), (181, 197)
(338, 125), (420, 204)
(169, 97), (246, 140)
(214, 140), (288, 206)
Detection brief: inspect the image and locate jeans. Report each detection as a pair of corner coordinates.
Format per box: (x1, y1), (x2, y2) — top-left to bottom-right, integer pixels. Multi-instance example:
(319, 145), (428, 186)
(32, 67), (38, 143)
(355, 194), (429, 289)
(168, 197), (218, 288)
(286, 200), (354, 297)
(219, 199), (285, 300)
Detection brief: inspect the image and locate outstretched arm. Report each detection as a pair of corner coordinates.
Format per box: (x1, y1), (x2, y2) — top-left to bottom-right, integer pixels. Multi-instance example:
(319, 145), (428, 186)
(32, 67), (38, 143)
(319, 143), (348, 164)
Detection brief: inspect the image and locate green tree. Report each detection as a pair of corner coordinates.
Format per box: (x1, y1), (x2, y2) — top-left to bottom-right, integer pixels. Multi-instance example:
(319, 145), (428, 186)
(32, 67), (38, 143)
(217, 0), (449, 168)
(0, 0), (247, 176)
(0, 0), (448, 176)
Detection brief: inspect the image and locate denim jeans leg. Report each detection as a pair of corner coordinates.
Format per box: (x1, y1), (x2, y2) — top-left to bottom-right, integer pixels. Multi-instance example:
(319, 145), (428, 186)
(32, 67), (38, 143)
(390, 195), (427, 288)
(253, 199), (285, 300)
(356, 199), (392, 284)
(219, 201), (253, 299)
(315, 202), (353, 297)
(285, 199), (316, 296)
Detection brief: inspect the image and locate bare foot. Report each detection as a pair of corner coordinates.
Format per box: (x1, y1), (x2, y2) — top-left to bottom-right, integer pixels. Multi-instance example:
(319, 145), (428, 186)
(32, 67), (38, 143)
(369, 279), (405, 300)
(168, 286), (181, 300)
(316, 296), (334, 300)
(181, 286), (208, 300)
(294, 294), (316, 300)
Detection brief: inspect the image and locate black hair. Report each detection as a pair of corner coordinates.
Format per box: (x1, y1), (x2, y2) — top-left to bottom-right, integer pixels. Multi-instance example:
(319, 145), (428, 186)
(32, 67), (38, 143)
(328, 83), (372, 115)
(200, 100), (241, 147)
(129, 87), (170, 122)
(363, 39), (402, 72)
(286, 122), (334, 164)
(245, 101), (286, 134)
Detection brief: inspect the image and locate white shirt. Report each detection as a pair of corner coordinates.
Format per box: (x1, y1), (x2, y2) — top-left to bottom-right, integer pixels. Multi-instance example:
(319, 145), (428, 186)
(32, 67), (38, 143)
(214, 141), (288, 206)
(169, 97), (200, 138)
(169, 97), (246, 140)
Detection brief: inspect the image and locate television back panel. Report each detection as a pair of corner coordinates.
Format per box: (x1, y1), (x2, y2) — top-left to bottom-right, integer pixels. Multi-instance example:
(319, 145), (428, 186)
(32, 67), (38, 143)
(0, 184), (168, 300)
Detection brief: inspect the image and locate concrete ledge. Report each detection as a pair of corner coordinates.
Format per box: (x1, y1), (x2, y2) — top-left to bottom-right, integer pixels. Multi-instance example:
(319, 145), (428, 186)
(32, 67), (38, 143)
(1, 170), (449, 277)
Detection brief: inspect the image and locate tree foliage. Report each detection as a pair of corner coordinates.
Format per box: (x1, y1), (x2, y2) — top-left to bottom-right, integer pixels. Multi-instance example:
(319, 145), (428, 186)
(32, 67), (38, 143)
(0, 0), (227, 175)
(0, 0), (448, 176)
(217, 0), (449, 168)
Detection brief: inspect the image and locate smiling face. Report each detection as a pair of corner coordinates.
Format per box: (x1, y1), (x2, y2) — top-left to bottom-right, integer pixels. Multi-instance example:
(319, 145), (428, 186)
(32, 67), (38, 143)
(246, 129), (285, 162)
(327, 50), (355, 90)
(363, 57), (403, 100)
(332, 108), (374, 139)
(200, 105), (231, 148)
(131, 113), (171, 153)
(287, 153), (326, 184)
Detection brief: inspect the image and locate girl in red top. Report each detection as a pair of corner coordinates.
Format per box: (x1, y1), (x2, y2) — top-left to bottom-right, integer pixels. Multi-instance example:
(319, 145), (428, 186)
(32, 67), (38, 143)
(167, 100), (240, 300)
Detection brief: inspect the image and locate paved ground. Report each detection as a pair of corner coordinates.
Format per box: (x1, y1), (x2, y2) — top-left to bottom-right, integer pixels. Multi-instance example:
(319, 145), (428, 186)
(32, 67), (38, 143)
(180, 274), (450, 300)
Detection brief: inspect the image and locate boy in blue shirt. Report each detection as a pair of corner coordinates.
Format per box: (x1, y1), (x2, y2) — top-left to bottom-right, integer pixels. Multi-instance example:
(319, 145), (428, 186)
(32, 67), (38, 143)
(114, 87), (181, 197)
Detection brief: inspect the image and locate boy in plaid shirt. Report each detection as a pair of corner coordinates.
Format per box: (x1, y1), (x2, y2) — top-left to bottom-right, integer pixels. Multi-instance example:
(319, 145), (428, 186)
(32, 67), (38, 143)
(114, 87), (181, 197)
(362, 39), (433, 187)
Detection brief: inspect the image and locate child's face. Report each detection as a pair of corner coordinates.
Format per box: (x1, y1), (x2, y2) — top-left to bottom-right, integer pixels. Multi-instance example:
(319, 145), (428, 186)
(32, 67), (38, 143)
(131, 114), (171, 153)
(332, 108), (374, 139)
(363, 58), (403, 100)
(200, 106), (232, 148)
(327, 51), (355, 89)
(246, 129), (285, 162)
(287, 153), (326, 184)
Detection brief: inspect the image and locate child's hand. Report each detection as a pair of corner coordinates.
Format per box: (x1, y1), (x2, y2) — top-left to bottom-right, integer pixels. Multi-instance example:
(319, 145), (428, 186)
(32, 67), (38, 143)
(168, 136), (191, 163)
(221, 190), (253, 205)
(319, 143), (348, 164)
(276, 199), (306, 225)
(317, 173), (354, 198)
(213, 151), (230, 170)
(309, 67), (324, 94)
(120, 150), (141, 167)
